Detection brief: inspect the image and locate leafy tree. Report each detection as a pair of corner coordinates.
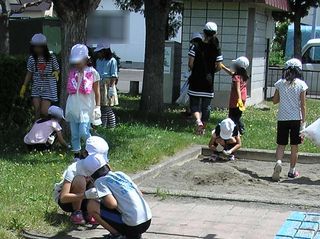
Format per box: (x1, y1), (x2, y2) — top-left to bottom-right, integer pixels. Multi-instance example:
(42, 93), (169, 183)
(51, 0), (101, 110)
(273, 0), (320, 58)
(114, 0), (180, 112)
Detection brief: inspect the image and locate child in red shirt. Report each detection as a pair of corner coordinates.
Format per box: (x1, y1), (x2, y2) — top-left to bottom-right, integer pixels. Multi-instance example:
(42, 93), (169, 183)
(222, 57), (250, 135)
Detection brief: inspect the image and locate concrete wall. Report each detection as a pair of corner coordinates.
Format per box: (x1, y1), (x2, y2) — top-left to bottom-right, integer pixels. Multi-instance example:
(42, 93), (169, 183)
(182, 0), (274, 107)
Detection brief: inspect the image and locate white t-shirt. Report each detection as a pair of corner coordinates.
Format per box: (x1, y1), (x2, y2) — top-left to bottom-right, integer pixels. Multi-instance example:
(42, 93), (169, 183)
(24, 119), (62, 144)
(65, 67), (100, 123)
(274, 78), (308, 121)
(95, 171), (152, 226)
(53, 162), (77, 203)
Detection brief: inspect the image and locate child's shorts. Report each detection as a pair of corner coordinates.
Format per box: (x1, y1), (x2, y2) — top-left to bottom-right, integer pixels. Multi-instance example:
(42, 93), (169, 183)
(100, 203), (151, 239)
(58, 199), (88, 213)
(277, 120), (301, 145)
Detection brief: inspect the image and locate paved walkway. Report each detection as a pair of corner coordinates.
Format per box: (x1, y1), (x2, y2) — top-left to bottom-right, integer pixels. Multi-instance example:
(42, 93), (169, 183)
(25, 196), (295, 239)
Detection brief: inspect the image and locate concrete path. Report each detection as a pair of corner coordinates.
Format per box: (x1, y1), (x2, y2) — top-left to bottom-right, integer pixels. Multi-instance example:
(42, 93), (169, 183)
(25, 196), (296, 239)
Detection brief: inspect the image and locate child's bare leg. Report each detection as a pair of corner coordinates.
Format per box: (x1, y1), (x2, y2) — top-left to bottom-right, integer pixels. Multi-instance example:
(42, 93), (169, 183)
(70, 176), (86, 211)
(227, 137), (237, 145)
(290, 145), (298, 169)
(87, 200), (119, 235)
(40, 99), (51, 117)
(32, 97), (41, 119)
(276, 145), (286, 161)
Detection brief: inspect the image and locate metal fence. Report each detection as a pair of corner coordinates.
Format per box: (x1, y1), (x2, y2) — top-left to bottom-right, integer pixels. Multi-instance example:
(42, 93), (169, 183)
(266, 67), (320, 100)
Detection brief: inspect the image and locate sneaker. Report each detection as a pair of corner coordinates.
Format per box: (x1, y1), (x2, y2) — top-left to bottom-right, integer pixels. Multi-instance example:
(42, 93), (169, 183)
(104, 234), (126, 239)
(228, 154), (235, 161)
(84, 214), (99, 225)
(70, 210), (86, 225)
(272, 161), (282, 182)
(209, 153), (219, 161)
(288, 171), (300, 179)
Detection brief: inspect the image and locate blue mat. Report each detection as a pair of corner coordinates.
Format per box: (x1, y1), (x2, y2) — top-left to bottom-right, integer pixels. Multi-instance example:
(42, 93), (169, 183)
(275, 212), (320, 239)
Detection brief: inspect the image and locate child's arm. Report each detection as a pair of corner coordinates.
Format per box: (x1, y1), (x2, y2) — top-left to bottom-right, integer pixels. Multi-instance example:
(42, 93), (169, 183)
(93, 81), (101, 106)
(208, 133), (217, 150)
(56, 131), (69, 148)
(227, 136), (241, 154)
(273, 90), (280, 104)
(102, 195), (118, 210)
(20, 72), (32, 98)
(300, 90), (307, 129)
(235, 80), (241, 100)
(221, 63), (234, 76)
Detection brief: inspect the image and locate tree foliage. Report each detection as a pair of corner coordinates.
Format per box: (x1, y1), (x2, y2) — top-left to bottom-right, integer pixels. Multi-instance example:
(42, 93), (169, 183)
(114, 0), (182, 39)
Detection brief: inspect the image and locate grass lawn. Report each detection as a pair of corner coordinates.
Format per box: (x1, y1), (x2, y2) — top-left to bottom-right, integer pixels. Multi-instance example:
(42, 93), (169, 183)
(0, 95), (319, 238)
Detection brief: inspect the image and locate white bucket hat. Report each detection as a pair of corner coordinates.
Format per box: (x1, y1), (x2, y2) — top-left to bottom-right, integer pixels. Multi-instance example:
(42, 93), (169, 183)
(70, 44), (89, 64)
(220, 118), (236, 140)
(94, 43), (110, 52)
(284, 58), (302, 70)
(30, 33), (47, 45)
(85, 136), (109, 161)
(76, 154), (107, 177)
(48, 106), (65, 120)
(232, 56), (250, 70)
(204, 22), (218, 32)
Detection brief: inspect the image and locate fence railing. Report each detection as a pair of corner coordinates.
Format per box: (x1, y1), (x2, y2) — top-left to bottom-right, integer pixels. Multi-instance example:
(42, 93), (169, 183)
(266, 67), (320, 100)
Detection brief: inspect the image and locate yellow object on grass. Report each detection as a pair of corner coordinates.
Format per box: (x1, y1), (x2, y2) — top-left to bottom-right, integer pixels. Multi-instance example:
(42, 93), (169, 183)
(237, 99), (246, 111)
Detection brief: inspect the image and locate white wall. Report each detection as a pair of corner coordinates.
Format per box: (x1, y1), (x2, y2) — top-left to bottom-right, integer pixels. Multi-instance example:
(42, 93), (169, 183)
(97, 0), (146, 63)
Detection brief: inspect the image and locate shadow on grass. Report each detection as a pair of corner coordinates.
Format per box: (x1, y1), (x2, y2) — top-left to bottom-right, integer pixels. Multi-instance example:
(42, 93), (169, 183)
(44, 211), (70, 227)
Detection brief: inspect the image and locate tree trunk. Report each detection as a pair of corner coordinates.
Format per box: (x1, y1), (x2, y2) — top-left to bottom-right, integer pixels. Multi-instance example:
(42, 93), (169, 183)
(0, 16), (9, 54)
(293, 16), (302, 59)
(140, 0), (171, 112)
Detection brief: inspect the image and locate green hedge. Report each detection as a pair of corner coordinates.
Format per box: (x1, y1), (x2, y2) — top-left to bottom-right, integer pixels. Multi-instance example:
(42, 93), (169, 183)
(0, 55), (33, 127)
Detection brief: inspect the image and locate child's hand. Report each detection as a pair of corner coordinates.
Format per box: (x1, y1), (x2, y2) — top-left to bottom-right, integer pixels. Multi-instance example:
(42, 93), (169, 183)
(52, 71), (59, 81)
(222, 150), (232, 156)
(19, 84), (27, 98)
(237, 99), (246, 111)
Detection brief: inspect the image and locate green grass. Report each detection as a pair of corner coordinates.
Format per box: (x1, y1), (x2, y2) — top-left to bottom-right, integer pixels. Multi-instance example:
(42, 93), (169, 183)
(0, 95), (319, 238)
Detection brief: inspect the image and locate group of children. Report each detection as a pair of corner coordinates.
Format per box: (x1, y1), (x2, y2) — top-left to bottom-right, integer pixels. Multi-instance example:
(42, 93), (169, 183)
(54, 136), (152, 239)
(21, 34), (119, 154)
(189, 23), (308, 180)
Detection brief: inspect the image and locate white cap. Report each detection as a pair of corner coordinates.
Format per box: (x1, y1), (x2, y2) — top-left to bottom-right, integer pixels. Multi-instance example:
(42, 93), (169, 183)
(190, 32), (202, 42)
(220, 118), (236, 140)
(284, 58), (302, 70)
(76, 154), (107, 177)
(94, 43), (110, 52)
(204, 22), (218, 32)
(86, 136), (109, 157)
(30, 33), (47, 45)
(70, 44), (89, 64)
(48, 106), (64, 120)
(232, 56), (250, 70)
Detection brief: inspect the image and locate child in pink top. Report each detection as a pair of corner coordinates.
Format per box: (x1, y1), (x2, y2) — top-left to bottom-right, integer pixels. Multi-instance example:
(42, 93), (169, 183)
(24, 106), (70, 151)
(221, 56), (250, 135)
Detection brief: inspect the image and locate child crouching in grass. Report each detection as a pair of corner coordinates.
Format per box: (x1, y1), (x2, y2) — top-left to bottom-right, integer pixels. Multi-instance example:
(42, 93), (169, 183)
(53, 136), (109, 225)
(24, 106), (70, 151)
(208, 118), (241, 161)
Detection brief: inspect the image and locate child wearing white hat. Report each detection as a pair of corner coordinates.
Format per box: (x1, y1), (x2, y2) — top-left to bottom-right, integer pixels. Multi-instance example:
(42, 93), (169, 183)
(221, 56), (250, 135)
(19, 33), (60, 119)
(271, 58), (308, 181)
(208, 118), (241, 161)
(65, 44), (102, 157)
(24, 105), (70, 151)
(74, 151), (152, 239)
(53, 136), (109, 225)
(94, 44), (118, 129)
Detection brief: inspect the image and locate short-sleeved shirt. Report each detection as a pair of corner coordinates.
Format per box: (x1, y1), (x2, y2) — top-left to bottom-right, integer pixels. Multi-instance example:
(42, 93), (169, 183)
(96, 58), (118, 80)
(53, 162), (77, 203)
(274, 78), (308, 121)
(27, 55), (60, 102)
(65, 67), (100, 123)
(24, 119), (62, 145)
(229, 75), (247, 108)
(188, 40), (223, 98)
(214, 125), (239, 139)
(95, 171), (152, 226)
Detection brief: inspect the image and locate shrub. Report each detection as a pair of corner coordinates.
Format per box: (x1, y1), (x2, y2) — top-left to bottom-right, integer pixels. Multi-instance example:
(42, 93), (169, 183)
(0, 55), (33, 128)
